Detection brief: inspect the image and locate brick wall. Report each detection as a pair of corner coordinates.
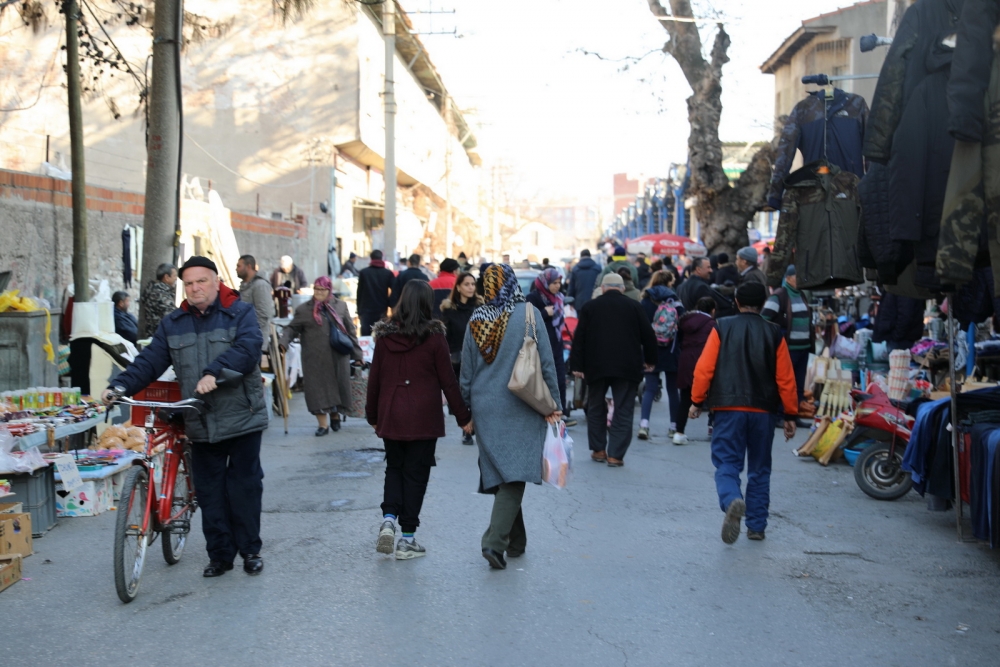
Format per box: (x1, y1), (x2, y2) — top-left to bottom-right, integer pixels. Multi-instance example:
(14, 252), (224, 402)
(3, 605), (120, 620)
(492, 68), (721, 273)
(0, 168), (318, 305)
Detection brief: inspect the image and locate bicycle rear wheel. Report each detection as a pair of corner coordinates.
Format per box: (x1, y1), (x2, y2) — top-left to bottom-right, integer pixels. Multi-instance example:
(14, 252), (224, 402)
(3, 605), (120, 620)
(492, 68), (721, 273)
(114, 466), (150, 603)
(162, 446), (195, 564)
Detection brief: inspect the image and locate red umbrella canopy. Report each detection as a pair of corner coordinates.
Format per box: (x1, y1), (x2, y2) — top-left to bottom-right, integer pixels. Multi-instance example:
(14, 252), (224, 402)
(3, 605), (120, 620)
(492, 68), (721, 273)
(627, 233), (706, 257)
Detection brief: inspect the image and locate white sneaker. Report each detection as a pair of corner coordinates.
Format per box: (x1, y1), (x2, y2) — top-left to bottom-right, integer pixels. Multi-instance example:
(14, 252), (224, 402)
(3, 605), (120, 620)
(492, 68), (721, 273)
(672, 432), (688, 446)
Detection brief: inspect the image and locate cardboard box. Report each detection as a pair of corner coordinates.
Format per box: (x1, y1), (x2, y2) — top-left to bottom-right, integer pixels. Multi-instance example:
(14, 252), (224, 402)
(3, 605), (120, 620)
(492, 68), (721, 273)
(55, 478), (112, 517)
(0, 513), (33, 557)
(0, 554), (21, 594)
(0, 502), (23, 514)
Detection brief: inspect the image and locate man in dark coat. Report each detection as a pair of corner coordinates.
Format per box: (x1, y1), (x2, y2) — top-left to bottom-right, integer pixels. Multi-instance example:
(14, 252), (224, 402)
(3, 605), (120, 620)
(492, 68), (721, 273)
(104, 256), (268, 577)
(357, 249), (395, 336)
(139, 262), (177, 338)
(112, 291), (138, 345)
(678, 257), (733, 315)
(341, 252), (360, 278)
(714, 252), (740, 287)
(570, 273), (658, 467)
(568, 249), (601, 311)
(736, 247), (767, 286)
(390, 254), (430, 308)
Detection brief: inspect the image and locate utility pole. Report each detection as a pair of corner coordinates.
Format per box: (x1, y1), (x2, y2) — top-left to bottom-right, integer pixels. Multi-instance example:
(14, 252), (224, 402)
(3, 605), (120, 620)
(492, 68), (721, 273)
(443, 94), (453, 258)
(139, 0), (182, 322)
(382, 1), (398, 263)
(65, 0), (89, 302)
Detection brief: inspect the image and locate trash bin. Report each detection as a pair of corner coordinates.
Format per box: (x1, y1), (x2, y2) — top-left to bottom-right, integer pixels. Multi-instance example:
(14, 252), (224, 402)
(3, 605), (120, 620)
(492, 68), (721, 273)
(0, 310), (61, 392)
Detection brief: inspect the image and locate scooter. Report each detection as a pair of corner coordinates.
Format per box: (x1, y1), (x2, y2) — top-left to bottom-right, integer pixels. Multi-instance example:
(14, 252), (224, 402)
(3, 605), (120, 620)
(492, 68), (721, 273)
(846, 384), (914, 500)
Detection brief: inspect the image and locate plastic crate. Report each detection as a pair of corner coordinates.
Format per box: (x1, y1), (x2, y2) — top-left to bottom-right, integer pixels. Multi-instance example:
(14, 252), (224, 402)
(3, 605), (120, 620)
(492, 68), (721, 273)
(7, 465), (57, 536)
(131, 381), (181, 426)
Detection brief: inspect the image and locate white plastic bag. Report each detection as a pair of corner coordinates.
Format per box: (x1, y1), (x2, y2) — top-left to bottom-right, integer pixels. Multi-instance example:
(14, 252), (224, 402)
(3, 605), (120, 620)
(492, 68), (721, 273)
(542, 421), (573, 489)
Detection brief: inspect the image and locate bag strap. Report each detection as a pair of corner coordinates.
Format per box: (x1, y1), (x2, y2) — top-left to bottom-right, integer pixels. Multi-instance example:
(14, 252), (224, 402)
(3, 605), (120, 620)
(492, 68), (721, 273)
(325, 303), (348, 334)
(524, 304), (537, 341)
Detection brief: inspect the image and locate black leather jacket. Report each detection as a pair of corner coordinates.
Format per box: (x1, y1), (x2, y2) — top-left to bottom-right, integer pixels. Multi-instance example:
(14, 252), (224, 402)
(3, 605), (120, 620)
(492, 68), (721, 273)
(707, 313), (783, 414)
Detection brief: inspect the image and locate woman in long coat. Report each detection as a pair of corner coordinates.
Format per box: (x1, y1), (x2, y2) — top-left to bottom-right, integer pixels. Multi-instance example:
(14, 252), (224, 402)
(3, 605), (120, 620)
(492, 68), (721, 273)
(280, 275), (362, 435)
(460, 264), (561, 570)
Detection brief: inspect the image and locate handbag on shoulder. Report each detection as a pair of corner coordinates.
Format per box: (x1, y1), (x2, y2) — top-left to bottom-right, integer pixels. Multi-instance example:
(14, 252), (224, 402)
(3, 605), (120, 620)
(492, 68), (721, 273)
(324, 308), (354, 356)
(508, 305), (559, 415)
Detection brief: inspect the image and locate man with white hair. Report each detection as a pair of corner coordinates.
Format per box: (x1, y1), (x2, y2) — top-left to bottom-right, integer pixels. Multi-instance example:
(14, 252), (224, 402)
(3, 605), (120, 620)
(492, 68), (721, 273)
(270, 254), (307, 294)
(570, 273), (658, 467)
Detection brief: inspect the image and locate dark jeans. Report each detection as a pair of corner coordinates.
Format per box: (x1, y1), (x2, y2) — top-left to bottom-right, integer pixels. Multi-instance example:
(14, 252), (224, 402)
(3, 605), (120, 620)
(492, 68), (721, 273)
(676, 387), (693, 434)
(789, 348), (810, 404)
(359, 310), (386, 337)
(710, 410), (776, 532)
(381, 438), (437, 533)
(190, 431), (264, 563)
(585, 378), (638, 460)
(641, 371), (678, 425)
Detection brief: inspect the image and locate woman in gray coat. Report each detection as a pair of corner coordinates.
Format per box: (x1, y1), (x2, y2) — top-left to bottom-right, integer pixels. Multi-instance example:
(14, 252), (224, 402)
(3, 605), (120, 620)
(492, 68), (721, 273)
(280, 275), (362, 435)
(460, 264), (561, 570)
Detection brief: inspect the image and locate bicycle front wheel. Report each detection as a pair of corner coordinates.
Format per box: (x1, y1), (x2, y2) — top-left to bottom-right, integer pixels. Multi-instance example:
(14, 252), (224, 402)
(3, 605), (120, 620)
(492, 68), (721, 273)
(114, 466), (150, 603)
(162, 446), (195, 565)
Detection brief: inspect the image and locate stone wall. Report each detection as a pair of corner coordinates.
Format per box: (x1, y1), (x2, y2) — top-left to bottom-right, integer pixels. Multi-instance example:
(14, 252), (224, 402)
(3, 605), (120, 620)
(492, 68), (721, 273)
(0, 168), (322, 308)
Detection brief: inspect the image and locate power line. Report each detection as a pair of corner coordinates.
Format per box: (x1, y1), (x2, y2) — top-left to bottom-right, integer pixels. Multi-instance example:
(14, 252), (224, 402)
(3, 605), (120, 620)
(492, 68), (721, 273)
(185, 133), (316, 189)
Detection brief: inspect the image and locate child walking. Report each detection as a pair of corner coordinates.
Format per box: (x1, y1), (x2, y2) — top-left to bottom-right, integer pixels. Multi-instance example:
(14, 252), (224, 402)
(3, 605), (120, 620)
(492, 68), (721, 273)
(366, 280), (472, 559)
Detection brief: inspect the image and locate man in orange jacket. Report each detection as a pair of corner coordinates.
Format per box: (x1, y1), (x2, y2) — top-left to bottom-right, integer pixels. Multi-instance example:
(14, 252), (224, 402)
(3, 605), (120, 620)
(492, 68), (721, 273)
(690, 282), (799, 544)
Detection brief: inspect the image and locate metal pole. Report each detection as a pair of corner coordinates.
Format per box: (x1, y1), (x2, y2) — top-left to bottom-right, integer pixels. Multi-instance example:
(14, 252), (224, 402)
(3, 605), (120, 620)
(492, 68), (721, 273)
(140, 0), (182, 312)
(947, 305), (964, 539)
(383, 1), (398, 263)
(65, 0), (89, 302)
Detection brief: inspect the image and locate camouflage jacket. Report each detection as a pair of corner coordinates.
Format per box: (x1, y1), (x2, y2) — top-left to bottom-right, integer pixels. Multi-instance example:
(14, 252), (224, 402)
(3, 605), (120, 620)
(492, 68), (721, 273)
(937, 0), (1000, 289)
(767, 161), (863, 291)
(767, 89), (868, 209)
(140, 279), (176, 338)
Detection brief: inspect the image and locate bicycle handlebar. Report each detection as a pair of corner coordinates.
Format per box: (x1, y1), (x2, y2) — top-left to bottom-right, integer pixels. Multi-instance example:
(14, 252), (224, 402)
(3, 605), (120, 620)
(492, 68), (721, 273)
(110, 395), (205, 413)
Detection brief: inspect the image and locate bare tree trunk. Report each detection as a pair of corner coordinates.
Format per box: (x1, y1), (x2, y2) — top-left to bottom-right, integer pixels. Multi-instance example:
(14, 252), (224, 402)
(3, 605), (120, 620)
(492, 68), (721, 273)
(65, 0), (89, 302)
(647, 0), (775, 255)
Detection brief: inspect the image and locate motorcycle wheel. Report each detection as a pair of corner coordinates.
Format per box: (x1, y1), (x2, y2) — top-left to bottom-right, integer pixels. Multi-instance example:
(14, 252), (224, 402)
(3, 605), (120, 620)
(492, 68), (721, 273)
(853, 442), (913, 500)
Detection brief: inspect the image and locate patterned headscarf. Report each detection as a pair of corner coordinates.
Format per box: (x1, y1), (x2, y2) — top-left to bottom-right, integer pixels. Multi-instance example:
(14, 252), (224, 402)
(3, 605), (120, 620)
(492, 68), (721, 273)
(311, 275), (337, 325)
(469, 264), (525, 364)
(532, 268), (565, 334)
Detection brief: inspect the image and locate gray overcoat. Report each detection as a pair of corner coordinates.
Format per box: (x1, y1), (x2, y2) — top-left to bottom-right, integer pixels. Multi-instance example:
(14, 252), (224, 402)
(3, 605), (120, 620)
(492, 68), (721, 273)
(280, 298), (361, 414)
(460, 302), (561, 491)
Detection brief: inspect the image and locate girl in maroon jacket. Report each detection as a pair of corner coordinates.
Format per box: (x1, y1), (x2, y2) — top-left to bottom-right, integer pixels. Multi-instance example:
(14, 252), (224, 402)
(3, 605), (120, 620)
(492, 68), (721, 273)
(366, 280), (472, 560)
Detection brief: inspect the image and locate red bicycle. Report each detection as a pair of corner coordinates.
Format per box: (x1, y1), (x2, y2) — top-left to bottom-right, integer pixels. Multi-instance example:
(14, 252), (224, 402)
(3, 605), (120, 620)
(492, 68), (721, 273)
(107, 392), (203, 603)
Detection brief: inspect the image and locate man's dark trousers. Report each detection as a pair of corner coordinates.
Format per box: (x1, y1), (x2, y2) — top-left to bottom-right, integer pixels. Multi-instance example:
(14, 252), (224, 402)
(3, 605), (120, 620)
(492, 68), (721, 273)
(359, 310), (386, 337)
(585, 378), (638, 459)
(710, 410), (776, 532)
(190, 431), (264, 563)
(789, 348), (810, 403)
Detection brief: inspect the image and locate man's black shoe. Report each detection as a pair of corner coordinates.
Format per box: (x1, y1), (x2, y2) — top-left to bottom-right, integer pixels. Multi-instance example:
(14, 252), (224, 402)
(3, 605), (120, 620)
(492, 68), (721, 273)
(243, 554), (264, 575)
(482, 548), (507, 570)
(203, 561), (234, 577)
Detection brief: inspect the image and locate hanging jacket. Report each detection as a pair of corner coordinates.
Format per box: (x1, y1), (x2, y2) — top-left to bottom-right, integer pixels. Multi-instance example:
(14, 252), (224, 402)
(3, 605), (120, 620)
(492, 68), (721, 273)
(858, 163), (914, 283)
(767, 89), (869, 209)
(767, 161), (863, 290)
(947, 0), (999, 143)
(872, 292), (926, 347)
(863, 0), (966, 291)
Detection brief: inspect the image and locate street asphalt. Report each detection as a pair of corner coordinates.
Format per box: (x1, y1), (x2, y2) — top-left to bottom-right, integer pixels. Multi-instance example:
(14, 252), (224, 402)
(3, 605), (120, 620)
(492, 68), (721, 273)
(3, 392), (999, 667)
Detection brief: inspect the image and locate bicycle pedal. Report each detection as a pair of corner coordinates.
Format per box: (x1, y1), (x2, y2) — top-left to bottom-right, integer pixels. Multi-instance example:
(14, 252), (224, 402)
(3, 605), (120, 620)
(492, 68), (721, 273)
(166, 520), (191, 534)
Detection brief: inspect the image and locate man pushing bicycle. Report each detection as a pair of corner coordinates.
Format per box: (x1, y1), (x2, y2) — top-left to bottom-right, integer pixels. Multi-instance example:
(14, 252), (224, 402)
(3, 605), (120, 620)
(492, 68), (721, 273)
(104, 256), (269, 577)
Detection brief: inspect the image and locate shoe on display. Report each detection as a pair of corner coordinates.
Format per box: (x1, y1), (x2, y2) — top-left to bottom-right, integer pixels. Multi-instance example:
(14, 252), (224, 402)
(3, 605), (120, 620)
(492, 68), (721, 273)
(376, 519), (396, 554)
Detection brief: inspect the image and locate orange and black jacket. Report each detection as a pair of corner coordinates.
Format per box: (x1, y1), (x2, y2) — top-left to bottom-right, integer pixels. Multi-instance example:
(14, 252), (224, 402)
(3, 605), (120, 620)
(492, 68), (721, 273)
(691, 313), (799, 421)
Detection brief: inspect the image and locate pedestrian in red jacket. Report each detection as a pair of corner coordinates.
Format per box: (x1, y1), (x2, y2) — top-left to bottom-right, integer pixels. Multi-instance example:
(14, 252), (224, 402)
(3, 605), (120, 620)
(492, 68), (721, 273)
(366, 280), (471, 560)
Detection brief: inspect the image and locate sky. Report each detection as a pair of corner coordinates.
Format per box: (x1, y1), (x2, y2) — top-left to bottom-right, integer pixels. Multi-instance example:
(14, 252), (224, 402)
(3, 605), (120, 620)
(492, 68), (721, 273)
(412, 0), (862, 208)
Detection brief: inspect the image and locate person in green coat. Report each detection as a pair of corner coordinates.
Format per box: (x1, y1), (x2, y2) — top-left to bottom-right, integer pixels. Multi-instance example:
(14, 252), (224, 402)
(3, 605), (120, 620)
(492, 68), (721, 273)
(598, 245), (639, 286)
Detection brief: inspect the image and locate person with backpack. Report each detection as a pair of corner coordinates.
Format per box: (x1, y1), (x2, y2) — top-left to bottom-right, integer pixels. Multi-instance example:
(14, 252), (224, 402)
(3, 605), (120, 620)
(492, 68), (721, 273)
(638, 271), (684, 440)
(367, 281), (472, 560)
